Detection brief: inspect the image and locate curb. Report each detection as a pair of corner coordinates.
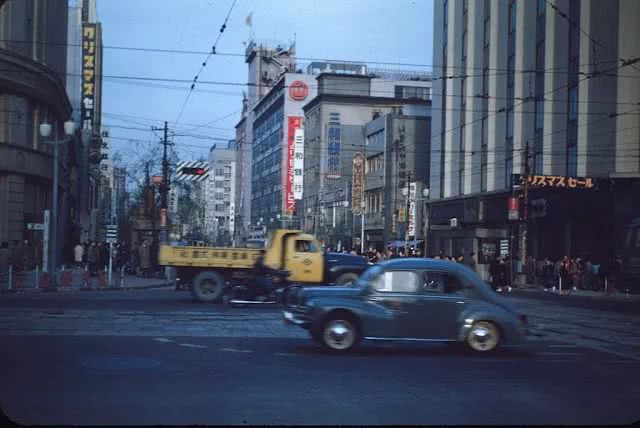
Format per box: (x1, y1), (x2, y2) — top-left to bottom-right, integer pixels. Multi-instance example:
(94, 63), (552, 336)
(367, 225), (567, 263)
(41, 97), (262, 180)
(0, 282), (172, 294)
(508, 288), (640, 302)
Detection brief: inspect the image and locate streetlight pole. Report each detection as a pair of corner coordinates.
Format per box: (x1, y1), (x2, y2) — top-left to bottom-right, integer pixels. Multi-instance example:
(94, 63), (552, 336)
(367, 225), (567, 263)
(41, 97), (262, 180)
(422, 188), (430, 257)
(40, 120), (76, 289)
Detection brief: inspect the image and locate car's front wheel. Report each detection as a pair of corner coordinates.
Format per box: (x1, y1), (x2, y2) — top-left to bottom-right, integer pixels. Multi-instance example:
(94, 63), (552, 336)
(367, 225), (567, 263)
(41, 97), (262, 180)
(465, 321), (500, 352)
(321, 315), (360, 352)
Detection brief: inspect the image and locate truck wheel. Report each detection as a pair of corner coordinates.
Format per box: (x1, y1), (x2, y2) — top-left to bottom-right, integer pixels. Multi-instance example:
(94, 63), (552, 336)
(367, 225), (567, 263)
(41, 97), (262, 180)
(335, 272), (359, 286)
(191, 271), (225, 303)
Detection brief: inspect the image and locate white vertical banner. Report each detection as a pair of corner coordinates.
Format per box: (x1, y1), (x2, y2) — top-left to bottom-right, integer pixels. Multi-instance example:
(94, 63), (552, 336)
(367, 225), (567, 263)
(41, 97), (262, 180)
(408, 182), (417, 237)
(293, 128), (304, 200)
(43, 210), (50, 273)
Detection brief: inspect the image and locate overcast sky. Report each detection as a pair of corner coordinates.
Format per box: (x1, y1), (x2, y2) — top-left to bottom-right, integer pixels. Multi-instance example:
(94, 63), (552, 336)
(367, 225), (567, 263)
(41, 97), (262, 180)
(97, 0), (433, 175)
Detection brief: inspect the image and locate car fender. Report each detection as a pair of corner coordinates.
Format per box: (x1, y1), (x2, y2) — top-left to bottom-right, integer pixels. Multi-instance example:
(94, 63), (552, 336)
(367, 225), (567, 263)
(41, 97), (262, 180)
(457, 303), (525, 344)
(306, 298), (391, 337)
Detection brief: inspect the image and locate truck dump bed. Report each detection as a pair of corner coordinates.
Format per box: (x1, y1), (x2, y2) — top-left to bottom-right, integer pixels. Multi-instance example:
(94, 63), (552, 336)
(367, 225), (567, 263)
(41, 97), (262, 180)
(159, 245), (260, 269)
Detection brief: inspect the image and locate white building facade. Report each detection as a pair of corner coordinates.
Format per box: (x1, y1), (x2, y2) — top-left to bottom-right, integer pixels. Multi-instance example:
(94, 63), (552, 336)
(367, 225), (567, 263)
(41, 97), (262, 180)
(430, 0), (640, 277)
(204, 142), (237, 246)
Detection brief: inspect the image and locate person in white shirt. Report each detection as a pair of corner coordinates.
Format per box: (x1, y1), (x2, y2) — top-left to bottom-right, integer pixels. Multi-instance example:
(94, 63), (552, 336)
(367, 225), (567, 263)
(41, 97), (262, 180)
(74, 243), (84, 269)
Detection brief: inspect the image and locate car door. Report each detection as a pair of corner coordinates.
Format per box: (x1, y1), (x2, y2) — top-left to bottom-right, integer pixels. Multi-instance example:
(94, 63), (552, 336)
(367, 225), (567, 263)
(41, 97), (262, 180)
(418, 270), (469, 340)
(284, 238), (323, 283)
(364, 269), (424, 338)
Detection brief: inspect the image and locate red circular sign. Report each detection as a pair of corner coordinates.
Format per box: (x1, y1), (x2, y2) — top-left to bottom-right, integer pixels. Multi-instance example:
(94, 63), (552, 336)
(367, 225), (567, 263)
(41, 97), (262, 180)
(289, 80), (309, 101)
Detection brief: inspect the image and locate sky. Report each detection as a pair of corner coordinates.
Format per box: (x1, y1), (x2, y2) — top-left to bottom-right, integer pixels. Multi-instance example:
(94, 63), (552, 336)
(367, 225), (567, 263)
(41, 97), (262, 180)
(97, 0), (433, 178)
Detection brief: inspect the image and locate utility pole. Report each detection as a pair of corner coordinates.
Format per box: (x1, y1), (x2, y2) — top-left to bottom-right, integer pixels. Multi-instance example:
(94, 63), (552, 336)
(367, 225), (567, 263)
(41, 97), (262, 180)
(521, 140), (531, 276)
(405, 172), (411, 256)
(159, 121), (170, 244)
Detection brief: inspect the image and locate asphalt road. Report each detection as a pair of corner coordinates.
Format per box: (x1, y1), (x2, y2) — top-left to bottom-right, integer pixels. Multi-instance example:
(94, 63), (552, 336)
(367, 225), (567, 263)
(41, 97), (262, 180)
(2, 335), (639, 425)
(1, 289), (639, 425)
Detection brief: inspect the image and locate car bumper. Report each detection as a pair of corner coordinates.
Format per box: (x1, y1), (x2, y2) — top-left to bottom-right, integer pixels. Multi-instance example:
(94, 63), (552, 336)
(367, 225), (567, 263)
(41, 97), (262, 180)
(282, 310), (311, 329)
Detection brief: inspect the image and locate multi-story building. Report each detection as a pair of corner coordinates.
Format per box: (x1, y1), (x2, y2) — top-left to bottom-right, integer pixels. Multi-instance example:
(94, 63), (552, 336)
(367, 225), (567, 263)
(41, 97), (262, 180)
(0, 0), (76, 270)
(250, 72), (318, 226)
(235, 40), (296, 245)
(302, 72), (432, 249)
(363, 108), (431, 250)
(205, 142), (237, 246)
(68, 0), (104, 243)
(431, 0), (640, 278)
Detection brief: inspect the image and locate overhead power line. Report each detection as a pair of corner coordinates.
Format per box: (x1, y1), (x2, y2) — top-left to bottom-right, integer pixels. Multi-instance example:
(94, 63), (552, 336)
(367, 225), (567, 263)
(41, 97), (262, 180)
(173, 0), (238, 126)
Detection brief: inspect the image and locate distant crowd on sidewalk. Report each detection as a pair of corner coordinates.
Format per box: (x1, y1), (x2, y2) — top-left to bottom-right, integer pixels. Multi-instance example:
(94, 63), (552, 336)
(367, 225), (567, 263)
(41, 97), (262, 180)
(522, 255), (623, 292)
(71, 239), (157, 278)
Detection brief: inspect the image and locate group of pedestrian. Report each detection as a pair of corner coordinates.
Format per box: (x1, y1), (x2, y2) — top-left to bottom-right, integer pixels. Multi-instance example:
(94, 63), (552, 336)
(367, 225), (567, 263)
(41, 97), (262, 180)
(531, 255), (619, 292)
(73, 240), (136, 276)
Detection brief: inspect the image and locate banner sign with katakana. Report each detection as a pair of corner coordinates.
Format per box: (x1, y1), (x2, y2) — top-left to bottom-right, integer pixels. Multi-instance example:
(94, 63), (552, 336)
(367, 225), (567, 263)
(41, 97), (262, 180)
(511, 173), (598, 190)
(81, 23), (96, 130)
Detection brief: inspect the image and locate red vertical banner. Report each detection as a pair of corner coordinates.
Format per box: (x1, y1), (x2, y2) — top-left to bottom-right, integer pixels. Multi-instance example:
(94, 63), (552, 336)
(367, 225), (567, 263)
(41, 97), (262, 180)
(286, 116), (302, 214)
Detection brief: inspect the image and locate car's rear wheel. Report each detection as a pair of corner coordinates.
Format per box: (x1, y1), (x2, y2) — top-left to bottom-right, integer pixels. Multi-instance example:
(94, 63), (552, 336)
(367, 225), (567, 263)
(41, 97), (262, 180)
(335, 272), (359, 286)
(321, 315), (360, 352)
(465, 321), (500, 352)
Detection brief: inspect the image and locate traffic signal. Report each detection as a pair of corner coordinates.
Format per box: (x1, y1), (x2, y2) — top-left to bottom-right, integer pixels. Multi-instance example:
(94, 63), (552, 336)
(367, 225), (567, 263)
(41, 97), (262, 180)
(180, 167), (206, 176)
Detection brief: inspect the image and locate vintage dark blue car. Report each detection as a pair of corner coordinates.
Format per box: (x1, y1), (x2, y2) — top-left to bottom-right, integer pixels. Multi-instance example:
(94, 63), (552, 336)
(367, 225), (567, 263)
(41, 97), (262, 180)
(283, 258), (528, 353)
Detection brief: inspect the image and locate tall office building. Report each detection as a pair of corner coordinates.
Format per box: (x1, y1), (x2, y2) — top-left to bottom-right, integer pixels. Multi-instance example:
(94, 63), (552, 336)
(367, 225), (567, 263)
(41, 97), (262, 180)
(235, 40), (296, 245)
(302, 72), (432, 249)
(205, 142), (237, 246)
(0, 0), (74, 270)
(431, 0), (640, 275)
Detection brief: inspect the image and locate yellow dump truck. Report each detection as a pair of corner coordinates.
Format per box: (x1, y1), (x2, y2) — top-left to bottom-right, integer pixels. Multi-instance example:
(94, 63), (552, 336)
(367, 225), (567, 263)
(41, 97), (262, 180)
(159, 229), (369, 303)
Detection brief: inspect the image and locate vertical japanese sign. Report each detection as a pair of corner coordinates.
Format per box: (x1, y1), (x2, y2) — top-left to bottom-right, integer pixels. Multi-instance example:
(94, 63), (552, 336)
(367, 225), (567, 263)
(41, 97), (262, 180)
(326, 112), (341, 179)
(81, 23), (96, 130)
(286, 116), (302, 214)
(408, 182), (417, 237)
(352, 152), (364, 215)
(293, 128), (304, 200)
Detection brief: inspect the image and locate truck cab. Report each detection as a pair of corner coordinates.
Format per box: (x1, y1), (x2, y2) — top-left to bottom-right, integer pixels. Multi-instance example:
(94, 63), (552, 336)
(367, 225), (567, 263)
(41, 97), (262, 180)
(264, 230), (368, 285)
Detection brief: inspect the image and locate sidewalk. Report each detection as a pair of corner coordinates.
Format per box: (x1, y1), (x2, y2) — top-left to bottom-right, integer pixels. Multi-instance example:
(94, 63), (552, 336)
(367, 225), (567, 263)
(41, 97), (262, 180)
(510, 286), (640, 302)
(0, 268), (172, 293)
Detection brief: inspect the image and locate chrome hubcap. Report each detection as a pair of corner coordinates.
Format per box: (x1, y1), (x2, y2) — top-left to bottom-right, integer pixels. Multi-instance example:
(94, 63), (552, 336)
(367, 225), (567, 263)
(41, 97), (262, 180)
(468, 322), (498, 351)
(323, 320), (355, 350)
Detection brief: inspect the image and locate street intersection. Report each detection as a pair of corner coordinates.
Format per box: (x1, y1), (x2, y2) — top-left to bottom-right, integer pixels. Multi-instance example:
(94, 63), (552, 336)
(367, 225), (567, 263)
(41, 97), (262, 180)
(1, 289), (639, 425)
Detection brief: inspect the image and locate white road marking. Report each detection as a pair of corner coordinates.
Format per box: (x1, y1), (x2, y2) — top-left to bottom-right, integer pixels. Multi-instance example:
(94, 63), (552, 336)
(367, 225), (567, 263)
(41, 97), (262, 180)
(219, 348), (253, 353)
(178, 343), (207, 349)
(152, 338), (174, 343)
(538, 352), (583, 356)
(274, 352), (299, 356)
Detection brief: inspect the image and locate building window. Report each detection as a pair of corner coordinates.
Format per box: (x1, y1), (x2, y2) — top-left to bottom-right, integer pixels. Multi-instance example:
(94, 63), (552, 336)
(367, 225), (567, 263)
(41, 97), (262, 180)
(459, 0), (468, 196)
(505, 0), (516, 188)
(566, 0), (579, 176)
(440, 0), (448, 198)
(394, 86), (431, 100)
(481, 0), (490, 192)
(534, 0), (546, 174)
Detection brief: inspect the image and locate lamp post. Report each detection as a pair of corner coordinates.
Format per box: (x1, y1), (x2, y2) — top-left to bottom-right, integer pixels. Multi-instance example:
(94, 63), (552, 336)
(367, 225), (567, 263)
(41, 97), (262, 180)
(422, 188), (430, 257)
(40, 120), (76, 289)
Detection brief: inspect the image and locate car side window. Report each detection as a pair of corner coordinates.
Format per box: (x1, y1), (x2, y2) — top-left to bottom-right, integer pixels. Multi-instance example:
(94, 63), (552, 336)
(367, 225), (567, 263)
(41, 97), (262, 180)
(372, 270), (419, 293)
(422, 271), (465, 294)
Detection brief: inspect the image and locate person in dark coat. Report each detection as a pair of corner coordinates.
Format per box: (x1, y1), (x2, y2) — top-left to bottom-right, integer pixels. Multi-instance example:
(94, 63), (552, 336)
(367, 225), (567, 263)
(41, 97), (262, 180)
(489, 256), (502, 292)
